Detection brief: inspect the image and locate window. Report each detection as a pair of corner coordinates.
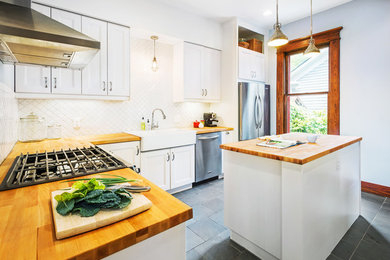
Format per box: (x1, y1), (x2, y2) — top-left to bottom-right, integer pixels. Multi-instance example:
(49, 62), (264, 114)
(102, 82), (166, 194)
(287, 47), (329, 134)
(276, 27), (342, 135)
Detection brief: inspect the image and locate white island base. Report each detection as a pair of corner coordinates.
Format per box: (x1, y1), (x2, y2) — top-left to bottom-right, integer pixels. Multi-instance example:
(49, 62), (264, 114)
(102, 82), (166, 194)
(223, 142), (361, 260)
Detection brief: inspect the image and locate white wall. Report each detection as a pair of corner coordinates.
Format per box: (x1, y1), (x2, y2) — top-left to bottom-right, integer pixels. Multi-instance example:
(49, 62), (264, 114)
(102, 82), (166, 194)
(0, 63), (18, 163)
(268, 0), (390, 186)
(18, 38), (209, 137)
(34, 0), (222, 49)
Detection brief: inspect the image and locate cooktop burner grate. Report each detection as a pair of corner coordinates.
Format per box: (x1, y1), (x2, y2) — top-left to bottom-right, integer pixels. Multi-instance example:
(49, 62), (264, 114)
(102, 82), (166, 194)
(0, 146), (127, 191)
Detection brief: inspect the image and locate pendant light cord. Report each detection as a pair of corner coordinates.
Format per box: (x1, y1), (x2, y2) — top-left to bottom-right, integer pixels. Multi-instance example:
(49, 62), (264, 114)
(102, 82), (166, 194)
(153, 39), (156, 58)
(310, 0), (313, 39)
(276, 0), (279, 25)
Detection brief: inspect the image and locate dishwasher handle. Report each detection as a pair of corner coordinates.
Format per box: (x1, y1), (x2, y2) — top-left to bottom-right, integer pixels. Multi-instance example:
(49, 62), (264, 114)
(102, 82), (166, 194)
(198, 135), (219, 140)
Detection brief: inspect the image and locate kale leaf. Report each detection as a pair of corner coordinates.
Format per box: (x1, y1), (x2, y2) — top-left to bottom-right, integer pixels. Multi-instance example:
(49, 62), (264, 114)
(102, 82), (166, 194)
(55, 187), (133, 217)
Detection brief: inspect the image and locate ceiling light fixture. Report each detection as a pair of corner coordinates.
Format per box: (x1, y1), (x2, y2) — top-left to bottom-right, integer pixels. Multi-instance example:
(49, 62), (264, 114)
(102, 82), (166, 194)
(303, 0), (320, 57)
(151, 35), (159, 72)
(268, 0), (288, 47)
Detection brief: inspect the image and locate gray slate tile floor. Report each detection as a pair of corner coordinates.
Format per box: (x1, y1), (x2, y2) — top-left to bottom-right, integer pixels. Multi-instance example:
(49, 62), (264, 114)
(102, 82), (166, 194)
(173, 178), (390, 260)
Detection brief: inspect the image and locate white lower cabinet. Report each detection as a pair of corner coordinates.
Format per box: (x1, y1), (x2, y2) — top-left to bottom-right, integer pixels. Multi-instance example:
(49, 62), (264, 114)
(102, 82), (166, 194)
(170, 146), (195, 189)
(140, 145), (195, 191)
(140, 149), (171, 191)
(98, 141), (140, 171)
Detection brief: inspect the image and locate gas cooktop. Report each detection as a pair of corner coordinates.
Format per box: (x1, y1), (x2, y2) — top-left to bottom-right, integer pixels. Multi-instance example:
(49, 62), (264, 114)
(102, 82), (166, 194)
(0, 146), (127, 191)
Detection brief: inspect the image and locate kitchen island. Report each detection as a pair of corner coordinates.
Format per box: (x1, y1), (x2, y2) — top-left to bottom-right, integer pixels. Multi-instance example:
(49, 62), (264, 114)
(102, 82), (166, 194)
(220, 133), (362, 260)
(0, 134), (192, 259)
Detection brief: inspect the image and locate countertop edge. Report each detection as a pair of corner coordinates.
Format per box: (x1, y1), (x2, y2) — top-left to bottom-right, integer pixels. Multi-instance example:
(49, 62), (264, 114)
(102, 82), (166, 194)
(72, 208), (193, 259)
(220, 136), (362, 165)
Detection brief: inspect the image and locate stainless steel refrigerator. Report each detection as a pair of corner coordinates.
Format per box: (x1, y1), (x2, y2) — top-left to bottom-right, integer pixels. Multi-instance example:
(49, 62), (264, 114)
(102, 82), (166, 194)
(239, 82), (270, 141)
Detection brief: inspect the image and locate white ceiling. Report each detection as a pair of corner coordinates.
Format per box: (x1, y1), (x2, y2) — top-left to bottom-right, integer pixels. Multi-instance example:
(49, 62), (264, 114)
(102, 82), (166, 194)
(152, 0), (352, 28)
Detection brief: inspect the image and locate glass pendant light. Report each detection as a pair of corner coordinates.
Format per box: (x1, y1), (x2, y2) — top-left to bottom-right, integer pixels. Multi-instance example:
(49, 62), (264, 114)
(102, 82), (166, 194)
(303, 0), (320, 57)
(268, 0), (288, 47)
(151, 35), (159, 72)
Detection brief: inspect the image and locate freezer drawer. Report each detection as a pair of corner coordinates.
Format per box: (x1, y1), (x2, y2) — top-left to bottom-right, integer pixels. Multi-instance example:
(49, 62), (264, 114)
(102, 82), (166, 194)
(195, 132), (222, 183)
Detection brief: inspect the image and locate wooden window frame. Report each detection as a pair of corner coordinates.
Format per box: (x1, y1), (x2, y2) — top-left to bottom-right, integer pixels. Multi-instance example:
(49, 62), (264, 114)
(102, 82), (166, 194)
(276, 27), (342, 135)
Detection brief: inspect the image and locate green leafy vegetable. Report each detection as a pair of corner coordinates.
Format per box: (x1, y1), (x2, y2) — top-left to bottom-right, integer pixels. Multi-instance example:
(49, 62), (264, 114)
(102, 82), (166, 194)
(54, 178), (106, 204)
(56, 199), (75, 216)
(62, 174), (140, 186)
(55, 182), (133, 217)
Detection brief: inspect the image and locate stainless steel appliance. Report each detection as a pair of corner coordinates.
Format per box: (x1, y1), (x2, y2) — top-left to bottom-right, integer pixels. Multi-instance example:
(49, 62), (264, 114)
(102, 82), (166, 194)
(0, 146), (127, 191)
(0, 0), (100, 69)
(195, 132), (222, 183)
(203, 112), (218, 127)
(239, 82), (270, 141)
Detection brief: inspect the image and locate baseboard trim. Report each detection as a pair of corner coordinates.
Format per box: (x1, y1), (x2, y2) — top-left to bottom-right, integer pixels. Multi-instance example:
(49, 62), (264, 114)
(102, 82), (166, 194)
(362, 181), (390, 197)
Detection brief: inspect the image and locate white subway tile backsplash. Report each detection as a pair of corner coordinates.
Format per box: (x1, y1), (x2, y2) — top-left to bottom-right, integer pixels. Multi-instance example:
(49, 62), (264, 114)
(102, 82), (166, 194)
(0, 65), (18, 163)
(18, 38), (210, 137)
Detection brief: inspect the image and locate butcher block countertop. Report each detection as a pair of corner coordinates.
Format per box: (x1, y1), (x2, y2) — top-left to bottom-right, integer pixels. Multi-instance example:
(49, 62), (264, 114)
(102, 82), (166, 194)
(0, 134), (192, 260)
(220, 133), (362, 165)
(188, 126), (234, 134)
(83, 132), (141, 145)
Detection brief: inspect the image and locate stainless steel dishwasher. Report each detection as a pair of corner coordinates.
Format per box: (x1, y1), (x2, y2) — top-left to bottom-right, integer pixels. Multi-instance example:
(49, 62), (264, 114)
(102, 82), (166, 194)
(195, 132), (222, 183)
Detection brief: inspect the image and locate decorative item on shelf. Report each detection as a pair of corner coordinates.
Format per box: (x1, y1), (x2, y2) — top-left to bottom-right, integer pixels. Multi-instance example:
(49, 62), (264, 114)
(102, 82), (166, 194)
(303, 0), (320, 57)
(247, 38), (263, 53)
(151, 35), (159, 72)
(238, 38), (249, 48)
(268, 0), (289, 47)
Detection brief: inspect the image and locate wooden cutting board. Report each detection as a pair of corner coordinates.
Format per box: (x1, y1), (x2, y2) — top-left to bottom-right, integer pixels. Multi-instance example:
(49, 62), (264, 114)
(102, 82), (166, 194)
(51, 190), (152, 239)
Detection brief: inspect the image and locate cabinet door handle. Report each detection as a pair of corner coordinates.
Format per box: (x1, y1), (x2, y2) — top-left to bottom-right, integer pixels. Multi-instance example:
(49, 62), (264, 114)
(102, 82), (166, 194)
(254, 72), (257, 78)
(201, 89), (204, 96)
(136, 146), (140, 155)
(172, 152), (175, 161)
(205, 89), (208, 96)
(102, 81), (106, 91)
(167, 152), (170, 161)
(44, 77), (48, 88)
(54, 77), (57, 88)
(109, 81), (113, 91)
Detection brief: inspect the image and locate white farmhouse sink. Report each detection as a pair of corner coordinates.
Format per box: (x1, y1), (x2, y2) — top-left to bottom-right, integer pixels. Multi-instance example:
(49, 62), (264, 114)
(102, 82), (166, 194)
(127, 128), (196, 152)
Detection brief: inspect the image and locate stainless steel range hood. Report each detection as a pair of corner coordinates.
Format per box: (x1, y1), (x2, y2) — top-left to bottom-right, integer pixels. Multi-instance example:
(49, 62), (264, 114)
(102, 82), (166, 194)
(0, 0), (100, 69)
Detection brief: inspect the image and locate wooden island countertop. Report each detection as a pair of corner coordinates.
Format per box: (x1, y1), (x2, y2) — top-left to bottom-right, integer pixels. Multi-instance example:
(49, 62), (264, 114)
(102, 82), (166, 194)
(0, 133), (192, 259)
(220, 133), (362, 165)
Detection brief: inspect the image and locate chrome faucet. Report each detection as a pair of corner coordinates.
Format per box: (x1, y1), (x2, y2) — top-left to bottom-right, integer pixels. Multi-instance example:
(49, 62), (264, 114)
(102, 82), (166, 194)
(151, 108), (167, 130)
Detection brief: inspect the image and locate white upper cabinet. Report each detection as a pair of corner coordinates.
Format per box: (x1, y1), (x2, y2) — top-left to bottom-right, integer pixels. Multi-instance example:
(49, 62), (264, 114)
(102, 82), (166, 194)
(107, 23), (130, 97)
(31, 3), (50, 15)
(15, 65), (51, 93)
(238, 47), (265, 82)
(50, 9), (82, 95)
(14, 3), (130, 100)
(184, 43), (203, 99)
(175, 42), (221, 102)
(202, 47), (221, 100)
(15, 3), (51, 94)
(81, 17), (108, 96)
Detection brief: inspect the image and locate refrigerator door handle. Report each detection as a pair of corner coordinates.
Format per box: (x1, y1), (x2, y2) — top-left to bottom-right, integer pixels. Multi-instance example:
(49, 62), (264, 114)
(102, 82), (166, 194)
(254, 95), (259, 129)
(258, 94), (263, 129)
